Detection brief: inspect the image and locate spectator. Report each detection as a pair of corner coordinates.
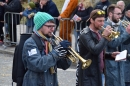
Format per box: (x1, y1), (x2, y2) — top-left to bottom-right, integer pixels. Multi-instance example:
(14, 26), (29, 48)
(33, 0), (40, 11)
(70, 0), (93, 52)
(0, 0), (22, 44)
(122, 4), (130, 86)
(22, 12), (71, 86)
(39, 0), (59, 34)
(58, 0), (78, 43)
(76, 9), (119, 86)
(20, 2), (37, 33)
(94, 0), (111, 18)
(104, 4), (130, 86)
(0, 0), (5, 45)
(116, 0), (125, 19)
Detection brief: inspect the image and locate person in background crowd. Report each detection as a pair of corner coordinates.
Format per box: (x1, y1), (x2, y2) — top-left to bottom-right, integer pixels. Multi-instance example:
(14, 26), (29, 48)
(39, 0), (59, 34)
(122, 4), (130, 86)
(22, 12), (72, 86)
(0, 0), (5, 45)
(116, 0), (125, 19)
(0, 0), (22, 44)
(76, 9), (120, 86)
(94, 0), (111, 18)
(70, 0), (93, 52)
(58, 0), (78, 43)
(104, 4), (130, 86)
(33, 0), (40, 11)
(20, 2), (37, 33)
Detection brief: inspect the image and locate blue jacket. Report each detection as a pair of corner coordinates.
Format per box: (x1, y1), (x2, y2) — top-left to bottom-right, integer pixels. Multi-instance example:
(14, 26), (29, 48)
(104, 20), (130, 86)
(22, 37), (71, 86)
(122, 16), (130, 82)
(22, 9), (37, 27)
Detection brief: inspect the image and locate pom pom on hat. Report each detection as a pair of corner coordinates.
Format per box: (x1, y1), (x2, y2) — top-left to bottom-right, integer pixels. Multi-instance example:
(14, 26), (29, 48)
(34, 12), (54, 31)
(28, 2), (35, 9)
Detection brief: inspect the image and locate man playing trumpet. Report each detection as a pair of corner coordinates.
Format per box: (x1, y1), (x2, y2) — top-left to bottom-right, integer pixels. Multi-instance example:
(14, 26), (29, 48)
(76, 9), (120, 86)
(104, 4), (130, 86)
(121, 4), (130, 86)
(22, 12), (72, 86)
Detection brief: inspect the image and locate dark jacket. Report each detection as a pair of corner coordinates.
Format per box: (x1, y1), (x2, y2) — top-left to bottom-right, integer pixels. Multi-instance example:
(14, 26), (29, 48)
(94, 0), (111, 18)
(0, 0), (5, 26)
(12, 34), (31, 86)
(39, 0), (59, 29)
(3, 0), (22, 24)
(70, 6), (93, 31)
(78, 27), (109, 86)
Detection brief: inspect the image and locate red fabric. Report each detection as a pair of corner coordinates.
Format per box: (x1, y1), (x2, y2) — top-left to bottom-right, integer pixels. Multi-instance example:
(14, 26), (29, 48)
(45, 41), (49, 54)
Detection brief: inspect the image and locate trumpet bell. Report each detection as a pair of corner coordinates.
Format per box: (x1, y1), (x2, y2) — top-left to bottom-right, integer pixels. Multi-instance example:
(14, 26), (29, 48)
(82, 59), (92, 69)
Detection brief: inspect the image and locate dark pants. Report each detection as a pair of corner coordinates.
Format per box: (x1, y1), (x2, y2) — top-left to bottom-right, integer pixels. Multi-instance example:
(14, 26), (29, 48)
(126, 82), (130, 86)
(0, 23), (4, 41)
(8, 24), (17, 42)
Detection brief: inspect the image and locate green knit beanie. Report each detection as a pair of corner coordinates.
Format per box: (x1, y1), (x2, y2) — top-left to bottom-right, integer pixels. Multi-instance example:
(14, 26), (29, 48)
(34, 12), (54, 31)
(28, 2), (35, 9)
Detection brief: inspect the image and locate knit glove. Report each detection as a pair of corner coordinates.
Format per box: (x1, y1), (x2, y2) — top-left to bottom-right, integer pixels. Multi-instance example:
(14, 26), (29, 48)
(54, 44), (67, 57)
(54, 40), (71, 57)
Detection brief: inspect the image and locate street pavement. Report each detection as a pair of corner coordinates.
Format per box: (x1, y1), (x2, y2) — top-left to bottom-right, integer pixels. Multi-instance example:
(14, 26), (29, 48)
(0, 29), (78, 86)
(0, 53), (77, 86)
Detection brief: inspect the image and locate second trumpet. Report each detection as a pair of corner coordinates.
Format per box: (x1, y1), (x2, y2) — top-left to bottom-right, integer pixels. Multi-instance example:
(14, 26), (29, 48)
(52, 33), (92, 69)
(101, 26), (120, 41)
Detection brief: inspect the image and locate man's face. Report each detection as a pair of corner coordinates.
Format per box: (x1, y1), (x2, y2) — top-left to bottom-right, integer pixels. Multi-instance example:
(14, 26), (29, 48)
(41, 21), (56, 37)
(40, 0), (48, 6)
(117, 2), (125, 11)
(111, 8), (122, 23)
(91, 17), (105, 30)
(126, 10), (130, 18)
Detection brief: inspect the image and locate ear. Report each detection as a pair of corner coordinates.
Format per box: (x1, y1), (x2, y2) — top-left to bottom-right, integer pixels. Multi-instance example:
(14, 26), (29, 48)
(90, 18), (94, 23)
(109, 12), (113, 17)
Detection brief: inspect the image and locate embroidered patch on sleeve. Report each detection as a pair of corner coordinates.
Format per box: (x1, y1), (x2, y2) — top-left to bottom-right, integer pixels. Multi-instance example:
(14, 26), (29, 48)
(28, 48), (37, 56)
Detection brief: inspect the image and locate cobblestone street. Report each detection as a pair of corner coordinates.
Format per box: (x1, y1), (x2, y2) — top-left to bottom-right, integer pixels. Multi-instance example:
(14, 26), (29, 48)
(0, 53), (77, 86)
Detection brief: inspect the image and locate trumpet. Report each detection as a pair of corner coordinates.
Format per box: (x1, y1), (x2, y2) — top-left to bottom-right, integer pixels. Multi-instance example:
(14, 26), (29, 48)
(101, 26), (120, 41)
(120, 20), (130, 28)
(52, 33), (92, 69)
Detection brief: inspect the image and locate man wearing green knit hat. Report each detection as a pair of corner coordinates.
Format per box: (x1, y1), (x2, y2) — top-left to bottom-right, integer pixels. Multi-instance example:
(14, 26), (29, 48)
(22, 12), (72, 86)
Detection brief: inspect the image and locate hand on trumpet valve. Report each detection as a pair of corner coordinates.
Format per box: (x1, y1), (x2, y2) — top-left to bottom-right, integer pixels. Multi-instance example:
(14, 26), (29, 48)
(54, 44), (67, 57)
(102, 25), (112, 36)
(54, 40), (71, 57)
(126, 24), (130, 34)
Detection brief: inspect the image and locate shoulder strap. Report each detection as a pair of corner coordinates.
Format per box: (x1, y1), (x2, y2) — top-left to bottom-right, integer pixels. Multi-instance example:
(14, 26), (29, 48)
(31, 34), (44, 54)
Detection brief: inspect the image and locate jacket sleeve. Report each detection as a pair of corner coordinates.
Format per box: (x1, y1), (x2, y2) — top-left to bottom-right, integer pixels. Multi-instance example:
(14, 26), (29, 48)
(3, 0), (21, 12)
(57, 58), (71, 70)
(79, 33), (109, 55)
(107, 27), (130, 48)
(22, 9), (28, 17)
(47, 2), (59, 17)
(105, 52), (115, 60)
(60, 0), (78, 18)
(22, 39), (60, 72)
(70, 6), (78, 19)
